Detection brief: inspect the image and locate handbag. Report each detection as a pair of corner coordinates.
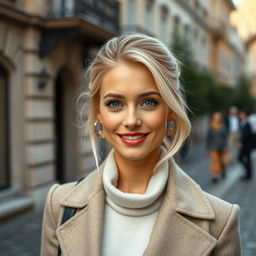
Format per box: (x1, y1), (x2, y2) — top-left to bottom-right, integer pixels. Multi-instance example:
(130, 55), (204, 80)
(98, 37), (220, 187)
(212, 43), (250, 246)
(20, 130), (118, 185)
(222, 150), (232, 165)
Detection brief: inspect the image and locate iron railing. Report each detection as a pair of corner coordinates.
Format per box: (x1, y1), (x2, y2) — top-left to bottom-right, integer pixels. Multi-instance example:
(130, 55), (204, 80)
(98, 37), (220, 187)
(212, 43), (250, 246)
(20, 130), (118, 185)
(52, 0), (119, 34)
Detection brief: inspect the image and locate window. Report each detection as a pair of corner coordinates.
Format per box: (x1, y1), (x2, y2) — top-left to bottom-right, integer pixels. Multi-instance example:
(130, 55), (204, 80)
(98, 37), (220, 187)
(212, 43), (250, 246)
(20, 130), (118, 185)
(0, 65), (9, 190)
(174, 16), (180, 33)
(145, 0), (154, 33)
(127, 0), (135, 25)
(201, 35), (207, 67)
(160, 5), (168, 42)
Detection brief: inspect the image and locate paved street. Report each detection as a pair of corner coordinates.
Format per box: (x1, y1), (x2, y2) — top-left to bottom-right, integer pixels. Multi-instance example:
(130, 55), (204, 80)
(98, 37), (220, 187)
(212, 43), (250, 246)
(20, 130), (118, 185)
(181, 143), (256, 256)
(0, 142), (255, 255)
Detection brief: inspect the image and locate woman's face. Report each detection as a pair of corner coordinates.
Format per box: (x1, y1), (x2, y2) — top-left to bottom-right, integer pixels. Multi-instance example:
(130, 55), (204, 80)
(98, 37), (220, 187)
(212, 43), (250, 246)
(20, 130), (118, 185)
(98, 61), (173, 162)
(212, 112), (222, 123)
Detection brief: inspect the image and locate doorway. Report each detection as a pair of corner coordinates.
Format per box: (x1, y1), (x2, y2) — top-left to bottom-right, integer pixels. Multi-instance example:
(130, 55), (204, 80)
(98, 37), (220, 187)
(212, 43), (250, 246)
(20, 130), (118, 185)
(54, 68), (78, 183)
(0, 65), (9, 189)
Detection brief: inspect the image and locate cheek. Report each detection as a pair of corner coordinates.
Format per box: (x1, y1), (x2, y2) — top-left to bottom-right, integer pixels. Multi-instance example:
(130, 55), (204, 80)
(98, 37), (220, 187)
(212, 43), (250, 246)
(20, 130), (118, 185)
(101, 117), (116, 131)
(100, 109), (120, 132)
(146, 110), (167, 131)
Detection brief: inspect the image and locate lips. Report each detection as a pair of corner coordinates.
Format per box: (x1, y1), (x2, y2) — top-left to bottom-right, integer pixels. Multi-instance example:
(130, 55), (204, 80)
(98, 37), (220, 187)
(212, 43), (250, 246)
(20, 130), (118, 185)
(117, 133), (149, 146)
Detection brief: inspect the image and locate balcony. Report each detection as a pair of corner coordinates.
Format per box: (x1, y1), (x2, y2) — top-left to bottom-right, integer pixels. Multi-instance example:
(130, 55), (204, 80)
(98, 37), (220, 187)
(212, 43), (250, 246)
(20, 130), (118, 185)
(39, 0), (119, 57)
(210, 19), (229, 42)
(0, 0), (119, 57)
(48, 0), (119, 35)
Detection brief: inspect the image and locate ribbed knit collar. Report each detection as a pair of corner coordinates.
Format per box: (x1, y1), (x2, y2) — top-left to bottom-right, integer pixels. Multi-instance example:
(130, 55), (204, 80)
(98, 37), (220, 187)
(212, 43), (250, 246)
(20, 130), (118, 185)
(103, 147), (169, 216)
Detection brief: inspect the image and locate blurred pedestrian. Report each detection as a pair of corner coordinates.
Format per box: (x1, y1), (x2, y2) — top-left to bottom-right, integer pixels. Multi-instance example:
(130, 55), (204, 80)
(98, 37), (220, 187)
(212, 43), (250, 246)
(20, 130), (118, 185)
(207, 112), (228, 183)
(225, 106), (240, 163)
(239, 110), (253, 180)
(248, 109), (256, 149)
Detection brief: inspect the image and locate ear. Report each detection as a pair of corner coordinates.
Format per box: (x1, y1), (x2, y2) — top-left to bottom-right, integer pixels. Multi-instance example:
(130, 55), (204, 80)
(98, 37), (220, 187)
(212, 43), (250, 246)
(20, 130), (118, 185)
(167, 109), (175, 121)
(97, 112), (101, 121)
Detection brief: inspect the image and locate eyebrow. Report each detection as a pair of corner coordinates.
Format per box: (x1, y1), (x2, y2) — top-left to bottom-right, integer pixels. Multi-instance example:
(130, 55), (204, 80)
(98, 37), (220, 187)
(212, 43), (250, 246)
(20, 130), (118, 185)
(103, 91), (161, 99)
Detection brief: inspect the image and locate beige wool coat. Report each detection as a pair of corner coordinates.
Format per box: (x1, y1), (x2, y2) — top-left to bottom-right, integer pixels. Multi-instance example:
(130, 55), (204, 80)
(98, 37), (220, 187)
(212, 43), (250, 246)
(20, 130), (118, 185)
(40, 159), (241, 256)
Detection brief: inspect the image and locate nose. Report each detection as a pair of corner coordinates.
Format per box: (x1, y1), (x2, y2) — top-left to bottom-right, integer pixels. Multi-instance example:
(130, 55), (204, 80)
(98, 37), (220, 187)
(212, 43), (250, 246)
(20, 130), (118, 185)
(123, 107), (142, 129)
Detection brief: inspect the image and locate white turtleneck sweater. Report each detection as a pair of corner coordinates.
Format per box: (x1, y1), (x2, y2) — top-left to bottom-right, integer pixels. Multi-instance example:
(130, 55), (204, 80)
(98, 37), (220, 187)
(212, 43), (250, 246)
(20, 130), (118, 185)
(101, 148), (169, 256)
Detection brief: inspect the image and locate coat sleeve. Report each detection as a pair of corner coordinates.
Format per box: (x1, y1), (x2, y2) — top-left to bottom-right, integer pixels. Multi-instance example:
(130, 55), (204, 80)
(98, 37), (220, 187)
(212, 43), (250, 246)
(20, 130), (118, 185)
(40, 184), (61, 256)
(213, 204), (241, 256)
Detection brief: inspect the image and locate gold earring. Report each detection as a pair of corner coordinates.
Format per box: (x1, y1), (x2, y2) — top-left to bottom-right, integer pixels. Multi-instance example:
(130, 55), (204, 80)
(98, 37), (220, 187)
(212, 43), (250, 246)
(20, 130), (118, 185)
(94, 120), (105, 139)
(166, 120), (176, 137)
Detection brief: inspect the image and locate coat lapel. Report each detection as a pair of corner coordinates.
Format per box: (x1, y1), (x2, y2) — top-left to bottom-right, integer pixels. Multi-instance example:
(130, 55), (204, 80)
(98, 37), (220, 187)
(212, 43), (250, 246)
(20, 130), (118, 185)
(143, 197), (216, 256)
(56, 167), (106, 256)
(144, 159), (217, 256)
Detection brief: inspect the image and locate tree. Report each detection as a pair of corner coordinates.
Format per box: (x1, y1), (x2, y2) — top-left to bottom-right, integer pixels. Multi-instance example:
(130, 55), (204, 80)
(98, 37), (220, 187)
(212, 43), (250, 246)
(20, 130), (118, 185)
(170, 28), (255, 117)
(171, 28), (211, 117)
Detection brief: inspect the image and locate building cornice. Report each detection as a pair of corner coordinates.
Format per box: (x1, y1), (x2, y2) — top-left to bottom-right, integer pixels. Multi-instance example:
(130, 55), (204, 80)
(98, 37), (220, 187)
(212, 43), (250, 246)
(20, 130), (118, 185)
(224, 0), (236, 11)
(0, 2), (119, 34)
(0, 2), (43, 28)
(245, 34), (256, 49)
(0, 1), (119, 57)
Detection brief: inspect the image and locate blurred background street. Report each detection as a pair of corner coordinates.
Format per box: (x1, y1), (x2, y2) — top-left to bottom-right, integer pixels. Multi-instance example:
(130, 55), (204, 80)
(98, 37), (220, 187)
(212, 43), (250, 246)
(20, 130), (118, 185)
(1, 0), (256, 255)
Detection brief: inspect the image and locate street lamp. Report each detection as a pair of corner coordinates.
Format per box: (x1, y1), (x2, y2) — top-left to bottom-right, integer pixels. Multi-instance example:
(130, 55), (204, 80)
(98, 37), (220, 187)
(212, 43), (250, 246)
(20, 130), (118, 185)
(38, 68), (50, 90)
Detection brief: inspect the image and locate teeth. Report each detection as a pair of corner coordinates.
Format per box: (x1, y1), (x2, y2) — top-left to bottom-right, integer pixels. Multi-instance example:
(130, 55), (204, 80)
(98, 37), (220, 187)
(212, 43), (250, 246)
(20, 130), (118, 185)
(121, 135), (144, 140)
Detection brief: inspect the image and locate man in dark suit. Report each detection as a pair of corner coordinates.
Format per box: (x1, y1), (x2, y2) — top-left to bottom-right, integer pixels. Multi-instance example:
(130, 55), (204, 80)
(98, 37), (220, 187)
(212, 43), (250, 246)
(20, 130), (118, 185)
(225, 106), (240, 163)
(238, 110), (253, 180)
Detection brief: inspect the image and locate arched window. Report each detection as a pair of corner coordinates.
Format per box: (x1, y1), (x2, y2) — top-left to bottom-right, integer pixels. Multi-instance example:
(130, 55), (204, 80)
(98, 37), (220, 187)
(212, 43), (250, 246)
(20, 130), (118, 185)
(0, 65), (9, 189)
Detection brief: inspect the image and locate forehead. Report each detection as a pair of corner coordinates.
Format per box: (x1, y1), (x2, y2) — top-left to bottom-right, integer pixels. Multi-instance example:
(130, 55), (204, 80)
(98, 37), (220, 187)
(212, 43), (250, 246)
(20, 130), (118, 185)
(100, 61), (159, 96)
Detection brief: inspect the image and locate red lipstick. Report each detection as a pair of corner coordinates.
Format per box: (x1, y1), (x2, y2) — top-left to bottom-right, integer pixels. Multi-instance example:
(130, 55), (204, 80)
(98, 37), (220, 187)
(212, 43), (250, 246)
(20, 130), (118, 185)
(118, 133), (149, 146)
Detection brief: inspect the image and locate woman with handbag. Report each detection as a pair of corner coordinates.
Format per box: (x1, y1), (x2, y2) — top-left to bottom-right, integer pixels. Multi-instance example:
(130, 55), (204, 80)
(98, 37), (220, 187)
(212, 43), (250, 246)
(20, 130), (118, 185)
(206, 112), (229, 183)
(41, 34), (241, 256)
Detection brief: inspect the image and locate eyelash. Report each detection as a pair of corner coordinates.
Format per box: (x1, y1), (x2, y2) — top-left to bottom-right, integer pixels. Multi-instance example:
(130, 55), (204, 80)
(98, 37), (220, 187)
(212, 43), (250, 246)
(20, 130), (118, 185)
(104, 98), (158, 110)
(141, 99), (158, 108)
(105, 100), (122, 109)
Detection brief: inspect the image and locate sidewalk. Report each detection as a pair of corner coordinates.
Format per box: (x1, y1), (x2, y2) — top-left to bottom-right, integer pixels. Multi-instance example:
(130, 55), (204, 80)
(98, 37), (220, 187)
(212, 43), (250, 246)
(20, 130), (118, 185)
(222, 166), (256, 256)
(0, 210), (42, 255)
(181, 142), (256, 256)
(0, 143), (255, 255)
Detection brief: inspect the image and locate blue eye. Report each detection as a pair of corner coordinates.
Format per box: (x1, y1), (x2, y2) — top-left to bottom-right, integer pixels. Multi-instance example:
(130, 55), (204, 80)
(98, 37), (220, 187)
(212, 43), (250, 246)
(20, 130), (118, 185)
(142, 99), (158, 107)
(106, 100), (122, 108)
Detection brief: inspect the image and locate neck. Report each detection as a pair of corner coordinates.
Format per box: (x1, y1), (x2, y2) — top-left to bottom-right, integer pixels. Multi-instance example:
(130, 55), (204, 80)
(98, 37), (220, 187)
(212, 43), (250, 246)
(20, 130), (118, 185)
(114, 147), (161, 194)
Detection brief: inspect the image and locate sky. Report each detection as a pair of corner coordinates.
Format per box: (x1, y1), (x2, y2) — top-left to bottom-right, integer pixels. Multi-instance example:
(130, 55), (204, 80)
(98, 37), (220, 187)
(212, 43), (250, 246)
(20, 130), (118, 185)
(232, 0), (244, 6)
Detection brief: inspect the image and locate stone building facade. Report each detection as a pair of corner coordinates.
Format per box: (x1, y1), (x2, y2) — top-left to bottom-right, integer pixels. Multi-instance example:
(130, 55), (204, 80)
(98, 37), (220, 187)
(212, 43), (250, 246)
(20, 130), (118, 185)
(118, 0), (244, 87)
(230, 0), (256, 96)
(0, 0), (119, 218)
(246, 36), (256, 96)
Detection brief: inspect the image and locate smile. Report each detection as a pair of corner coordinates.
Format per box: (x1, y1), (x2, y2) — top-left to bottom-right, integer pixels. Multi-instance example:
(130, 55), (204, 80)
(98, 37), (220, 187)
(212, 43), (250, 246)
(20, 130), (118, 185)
(118, 133), (149, 146)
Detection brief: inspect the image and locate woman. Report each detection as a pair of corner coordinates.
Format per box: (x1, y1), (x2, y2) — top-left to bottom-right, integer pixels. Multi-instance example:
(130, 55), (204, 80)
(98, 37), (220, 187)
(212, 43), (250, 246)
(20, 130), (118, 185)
(41, 34), (241, 256)
(206, 112), (228, 183)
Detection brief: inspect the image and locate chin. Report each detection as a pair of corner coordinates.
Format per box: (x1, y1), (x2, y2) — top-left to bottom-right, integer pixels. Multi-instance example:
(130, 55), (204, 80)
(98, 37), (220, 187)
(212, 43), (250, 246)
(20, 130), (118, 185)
(115, 147), (155, 162)
(109, 136), (162, 162)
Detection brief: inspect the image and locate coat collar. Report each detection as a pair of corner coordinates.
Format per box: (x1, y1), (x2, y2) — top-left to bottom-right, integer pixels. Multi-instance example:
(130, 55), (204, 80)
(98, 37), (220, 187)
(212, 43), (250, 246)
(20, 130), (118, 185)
(60, 158), (215, 220)
(57, 158), (216, 256)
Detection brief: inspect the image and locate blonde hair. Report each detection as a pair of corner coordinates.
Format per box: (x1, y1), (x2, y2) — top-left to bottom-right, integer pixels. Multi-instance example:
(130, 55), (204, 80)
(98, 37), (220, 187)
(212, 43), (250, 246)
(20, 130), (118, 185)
(78, 33), (191, 170)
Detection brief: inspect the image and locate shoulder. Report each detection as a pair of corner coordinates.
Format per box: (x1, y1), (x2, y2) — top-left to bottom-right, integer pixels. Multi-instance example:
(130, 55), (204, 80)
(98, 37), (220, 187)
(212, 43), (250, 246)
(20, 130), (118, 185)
(203, 192), (240, 238)
(49, 170), (99, 200)
(44, 170), (100, 222)
(204, 192), (239, 217)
